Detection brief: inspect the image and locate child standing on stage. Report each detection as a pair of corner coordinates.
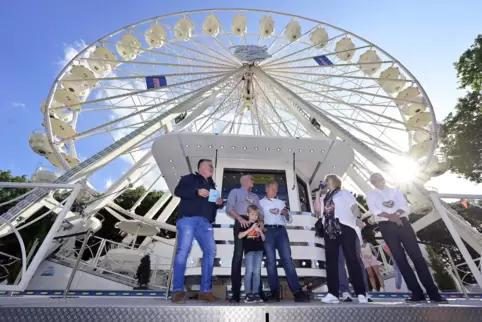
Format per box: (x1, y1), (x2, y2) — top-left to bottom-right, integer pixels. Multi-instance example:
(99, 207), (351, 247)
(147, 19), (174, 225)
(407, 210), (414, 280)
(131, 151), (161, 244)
(238, 205), (265, 303)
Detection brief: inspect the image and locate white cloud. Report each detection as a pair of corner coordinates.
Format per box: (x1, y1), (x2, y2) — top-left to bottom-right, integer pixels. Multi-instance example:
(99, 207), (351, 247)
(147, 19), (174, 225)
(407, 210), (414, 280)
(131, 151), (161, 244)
(104, 178), (114, 190)
(58, 39), (90, 68)
(12, 102), (26, 108)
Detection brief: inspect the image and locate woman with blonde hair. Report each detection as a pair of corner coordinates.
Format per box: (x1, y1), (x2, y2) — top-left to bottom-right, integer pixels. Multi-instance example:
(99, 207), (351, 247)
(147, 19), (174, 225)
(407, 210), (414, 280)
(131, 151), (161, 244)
(314, 174), (367, 304)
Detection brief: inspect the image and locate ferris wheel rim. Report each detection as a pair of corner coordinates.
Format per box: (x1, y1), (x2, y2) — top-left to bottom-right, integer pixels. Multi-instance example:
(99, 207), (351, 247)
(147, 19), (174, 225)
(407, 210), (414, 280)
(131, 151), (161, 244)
(41, 7), (439, 176)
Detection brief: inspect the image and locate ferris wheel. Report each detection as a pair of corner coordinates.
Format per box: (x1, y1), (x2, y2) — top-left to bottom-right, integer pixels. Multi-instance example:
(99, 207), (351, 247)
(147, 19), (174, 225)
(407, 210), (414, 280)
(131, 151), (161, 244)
(20, 8), (449, 220)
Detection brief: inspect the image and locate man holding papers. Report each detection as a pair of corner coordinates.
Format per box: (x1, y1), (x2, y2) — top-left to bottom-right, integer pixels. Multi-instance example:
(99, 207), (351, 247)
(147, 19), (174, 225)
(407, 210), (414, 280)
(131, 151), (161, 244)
(171, 159), (224, 304)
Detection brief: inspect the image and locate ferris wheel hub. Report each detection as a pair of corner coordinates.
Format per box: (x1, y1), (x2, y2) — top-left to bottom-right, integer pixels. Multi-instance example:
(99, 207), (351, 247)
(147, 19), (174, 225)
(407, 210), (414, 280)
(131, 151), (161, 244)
(232, 45), (271, 63)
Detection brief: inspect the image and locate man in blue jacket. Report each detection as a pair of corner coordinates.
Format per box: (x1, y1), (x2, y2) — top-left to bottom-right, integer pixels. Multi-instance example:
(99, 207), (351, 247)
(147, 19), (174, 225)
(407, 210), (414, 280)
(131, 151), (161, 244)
(171, 159), (224, 303)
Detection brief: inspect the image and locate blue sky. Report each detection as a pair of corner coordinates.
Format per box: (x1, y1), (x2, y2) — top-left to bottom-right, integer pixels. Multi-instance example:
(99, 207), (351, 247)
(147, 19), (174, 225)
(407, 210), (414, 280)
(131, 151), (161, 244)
(0, 0), (481, 193)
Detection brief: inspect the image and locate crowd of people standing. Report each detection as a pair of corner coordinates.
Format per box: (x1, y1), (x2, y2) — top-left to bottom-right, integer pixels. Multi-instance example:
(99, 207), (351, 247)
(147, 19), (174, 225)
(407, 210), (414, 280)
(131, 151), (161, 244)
(170, 158), (448, 304)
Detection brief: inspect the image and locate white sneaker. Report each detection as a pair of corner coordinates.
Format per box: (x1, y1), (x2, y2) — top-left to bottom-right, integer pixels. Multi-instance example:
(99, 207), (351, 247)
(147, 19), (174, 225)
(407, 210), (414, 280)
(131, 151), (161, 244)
(358, 294), (368, 304)
(379, 287), (385, 292)
(341, 292), (353, 302)
(321, 293), (340, 304)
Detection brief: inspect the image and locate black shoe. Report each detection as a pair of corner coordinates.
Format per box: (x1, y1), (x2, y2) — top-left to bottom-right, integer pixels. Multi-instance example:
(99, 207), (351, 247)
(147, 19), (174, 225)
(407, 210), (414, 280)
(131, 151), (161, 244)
(368, 297), (374, 303)
(244, 294), (256, 303)
(405, 295), (427, 303)
(429, 295), (448, 304)
(229, 296), (240, 303)
(253, 294), (263, 303)
(266, 292), (280, 303)
(294, 291), (310, 302)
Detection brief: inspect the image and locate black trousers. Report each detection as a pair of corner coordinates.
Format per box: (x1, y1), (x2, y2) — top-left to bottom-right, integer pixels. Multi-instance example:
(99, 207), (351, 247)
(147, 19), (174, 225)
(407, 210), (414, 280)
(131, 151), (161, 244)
(324, 224), (366, 296)
(379, 217), (439, 298)
(231, 220), (265, 299)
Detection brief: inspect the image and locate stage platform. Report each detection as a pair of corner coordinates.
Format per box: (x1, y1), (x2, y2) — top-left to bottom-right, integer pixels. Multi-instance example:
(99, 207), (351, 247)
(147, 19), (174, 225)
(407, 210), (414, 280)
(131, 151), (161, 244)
(1, 297), (482, 322)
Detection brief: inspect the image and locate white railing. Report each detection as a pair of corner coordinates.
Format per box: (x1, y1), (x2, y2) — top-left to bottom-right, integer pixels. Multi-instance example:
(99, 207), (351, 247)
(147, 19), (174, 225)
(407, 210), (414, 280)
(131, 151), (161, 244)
(54, 235), (172, 290)
(0, 182), (82, 292)
(430, 192), (482, 289)
(372, 244), (395, 277)
(0, 251), (20, 281)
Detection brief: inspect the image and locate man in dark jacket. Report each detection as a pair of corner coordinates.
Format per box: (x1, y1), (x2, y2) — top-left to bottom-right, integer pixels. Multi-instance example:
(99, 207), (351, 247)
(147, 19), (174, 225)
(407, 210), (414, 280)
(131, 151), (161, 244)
(171, 159), (224, 303)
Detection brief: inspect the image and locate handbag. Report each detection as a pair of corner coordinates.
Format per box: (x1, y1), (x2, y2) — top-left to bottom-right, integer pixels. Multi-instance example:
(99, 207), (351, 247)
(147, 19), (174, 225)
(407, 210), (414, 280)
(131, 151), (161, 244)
(314, 217), (324, 238)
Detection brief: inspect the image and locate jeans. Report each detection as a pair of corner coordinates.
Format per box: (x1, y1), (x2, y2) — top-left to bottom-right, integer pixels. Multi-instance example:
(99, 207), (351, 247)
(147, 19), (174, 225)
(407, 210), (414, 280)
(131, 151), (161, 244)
(172, 216), (215, 293)
(244, 251), (263, 294)
(338, 238), (369, 294)
(379, 218), (439, 298)
(264, 227), (302, 294)
(393, 261), (403, 289)
(231, 220), (265, 299)
(325, 224), (366, 296)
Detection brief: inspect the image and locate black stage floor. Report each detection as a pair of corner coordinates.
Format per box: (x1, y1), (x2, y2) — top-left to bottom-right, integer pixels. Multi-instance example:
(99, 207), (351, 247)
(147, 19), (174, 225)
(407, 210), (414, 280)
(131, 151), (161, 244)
(1, 297), (482, 322)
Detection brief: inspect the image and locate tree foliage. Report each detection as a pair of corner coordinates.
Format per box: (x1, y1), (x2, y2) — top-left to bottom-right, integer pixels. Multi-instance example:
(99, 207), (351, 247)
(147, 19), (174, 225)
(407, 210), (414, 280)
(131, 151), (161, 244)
(0, 170), (29, 214)
(426, 246), (457, 291)
(114, 186), (163, 216)
(455, 35), (482, 92)
(440, 34), (482, 183)
(440, 91), (482, 183)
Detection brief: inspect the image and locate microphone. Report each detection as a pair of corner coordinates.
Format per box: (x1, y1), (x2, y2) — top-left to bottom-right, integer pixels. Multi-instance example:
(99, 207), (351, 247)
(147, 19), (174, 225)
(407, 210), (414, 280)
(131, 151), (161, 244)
(312, 183), (327, 193)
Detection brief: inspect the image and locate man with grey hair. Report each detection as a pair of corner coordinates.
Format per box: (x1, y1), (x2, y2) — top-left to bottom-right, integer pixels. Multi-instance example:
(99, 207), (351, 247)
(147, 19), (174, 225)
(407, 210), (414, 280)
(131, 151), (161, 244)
(366, 173), (447, 303)
(226, 174), (264, 303)
(260, 180), (309, 302)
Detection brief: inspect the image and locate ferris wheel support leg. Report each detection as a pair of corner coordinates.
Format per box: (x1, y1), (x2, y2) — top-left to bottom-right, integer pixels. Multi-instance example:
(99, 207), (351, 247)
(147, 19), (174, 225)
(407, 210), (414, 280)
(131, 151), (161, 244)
(1, 69), (242, 224)
(430, 192), (482, 289)
(17, 185), (82, 291)
(253, 67), (392, 173)
(83, 151), (155, 217)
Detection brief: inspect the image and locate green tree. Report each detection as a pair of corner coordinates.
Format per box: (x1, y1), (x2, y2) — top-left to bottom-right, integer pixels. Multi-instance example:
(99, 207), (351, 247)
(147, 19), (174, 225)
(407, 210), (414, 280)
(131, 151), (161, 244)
(114, 187), (163, 216)
(440, 91), (482, 183)
(439, 34), (482, 183)
(426, 246), (457, 291)
(455, 35), (482, 92)
(0, 170), (29, 214)
(0, 170), (52, 283)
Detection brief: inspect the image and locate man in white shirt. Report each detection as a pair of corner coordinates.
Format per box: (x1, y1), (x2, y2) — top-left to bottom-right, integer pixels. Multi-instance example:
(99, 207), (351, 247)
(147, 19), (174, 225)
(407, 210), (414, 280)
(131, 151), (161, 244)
(259, 180), (309, 302)
(366, 173), (447, 303)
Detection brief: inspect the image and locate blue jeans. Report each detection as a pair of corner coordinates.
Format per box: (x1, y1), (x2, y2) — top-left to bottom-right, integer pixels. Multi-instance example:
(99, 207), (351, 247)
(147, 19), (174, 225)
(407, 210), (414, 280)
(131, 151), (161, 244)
(338, 238), (369, 293)
(244, 251), (263, 294)
(172, 216), (215, 293)
(394, 261), (403, 289)
(264, 227), (302, 294)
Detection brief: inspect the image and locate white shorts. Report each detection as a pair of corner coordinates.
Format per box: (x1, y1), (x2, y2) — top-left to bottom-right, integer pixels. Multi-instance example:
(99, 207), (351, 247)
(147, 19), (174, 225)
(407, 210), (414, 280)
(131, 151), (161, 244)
(363, 255), (380, 268)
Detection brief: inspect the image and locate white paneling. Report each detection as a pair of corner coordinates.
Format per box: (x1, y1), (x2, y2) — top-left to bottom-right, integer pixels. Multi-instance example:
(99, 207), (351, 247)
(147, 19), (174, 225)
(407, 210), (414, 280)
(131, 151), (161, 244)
(152, 133), (354, 194)
(28, 261), (131, 291)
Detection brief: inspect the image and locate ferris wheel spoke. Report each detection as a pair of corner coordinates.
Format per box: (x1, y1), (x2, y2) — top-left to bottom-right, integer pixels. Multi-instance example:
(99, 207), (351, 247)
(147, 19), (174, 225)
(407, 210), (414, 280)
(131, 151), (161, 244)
(264, 22), (319, 62)
(264, 60), (393, 71)
(261, 32), (345, 66)
(189, 36), (242, 66)
(270, 75), (408, 128)
(264, 44), (372, 68)
(266, 69), (409, 84)
(253, 78), (293, 136)
(100, 40), (236, 69)
(270, 73), (419, 105)
(187, 78), (244, 131)
(322, 109), (405, 154)
(55, 73), (226, 110)
(164, 40), (240, 67)
(58, 86), (208, 142)
(208, 35), (244, 65)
